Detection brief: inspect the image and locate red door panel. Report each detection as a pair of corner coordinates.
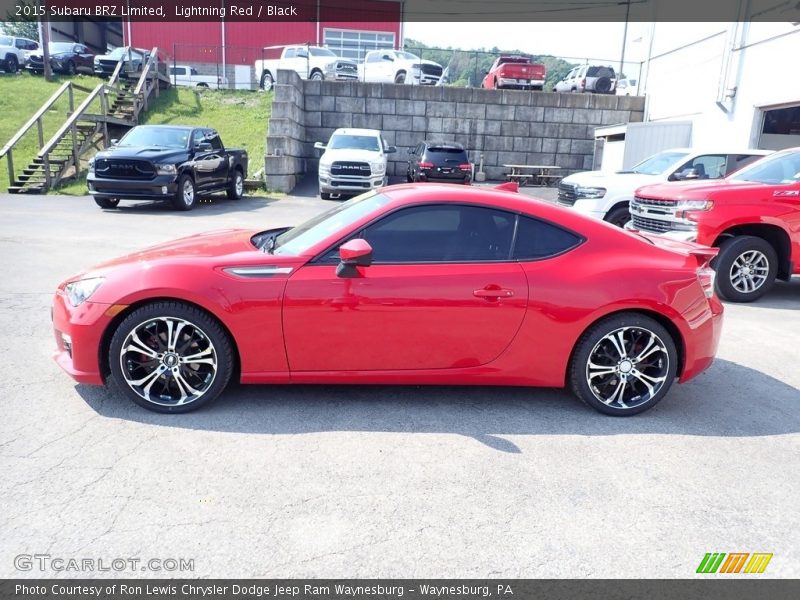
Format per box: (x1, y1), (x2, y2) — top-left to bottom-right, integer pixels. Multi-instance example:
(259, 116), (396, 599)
(283, 262), (528, 372)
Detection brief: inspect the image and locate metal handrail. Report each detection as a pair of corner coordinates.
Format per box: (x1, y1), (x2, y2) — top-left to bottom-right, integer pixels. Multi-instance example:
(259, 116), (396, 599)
(0, 82), (72, 158)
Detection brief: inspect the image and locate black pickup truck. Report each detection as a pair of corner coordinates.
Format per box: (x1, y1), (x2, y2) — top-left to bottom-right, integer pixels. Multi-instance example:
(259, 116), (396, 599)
(88, 125), (248, 210)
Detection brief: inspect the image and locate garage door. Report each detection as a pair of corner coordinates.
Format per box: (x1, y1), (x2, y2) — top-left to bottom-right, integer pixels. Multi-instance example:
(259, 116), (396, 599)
(759, 104), (800, 150)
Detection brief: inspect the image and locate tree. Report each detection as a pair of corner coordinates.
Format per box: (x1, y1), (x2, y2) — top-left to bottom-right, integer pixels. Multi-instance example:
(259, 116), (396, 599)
(0, 20), (39, 41)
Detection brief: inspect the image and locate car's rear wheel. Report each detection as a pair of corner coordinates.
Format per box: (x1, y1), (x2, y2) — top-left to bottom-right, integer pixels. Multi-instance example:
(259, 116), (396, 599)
(395, 71), (406, 84)
(605, 205), (631, 228)
(172, 174), (196, 210)
(109, 302), (233, 413)
(227, 169), (244, 200)
(5, 55), (18, 73)
(94, 196), (119, 209)
(260, 71), (274, 91)
(713, 235), (777, 302)
(569, 313), (678, 416)
(65, 60), (76, 75)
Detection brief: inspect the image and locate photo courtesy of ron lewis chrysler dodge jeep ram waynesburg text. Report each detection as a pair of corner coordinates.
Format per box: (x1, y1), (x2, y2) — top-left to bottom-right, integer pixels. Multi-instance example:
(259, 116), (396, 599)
(88, 125), (248, 211)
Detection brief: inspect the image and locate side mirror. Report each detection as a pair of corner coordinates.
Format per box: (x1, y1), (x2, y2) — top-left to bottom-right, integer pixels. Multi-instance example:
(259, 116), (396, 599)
(382, 55), (394, 62)
(195, 142), (213, 152)
(386, 146), (397, 154)
(110, 138), (119, 146)
(336, 239), (373, 278)
(314, 141), (326, 150)
(672, 168), (699, 181)
(407, 148), (415, 155)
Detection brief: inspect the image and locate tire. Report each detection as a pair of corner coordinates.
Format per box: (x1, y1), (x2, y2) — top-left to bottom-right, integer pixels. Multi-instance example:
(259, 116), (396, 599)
(172, 174), (196, 211)
(260, 71), (274, 91)
(197, 82), (209, 88)
(406, 170), (413, 183)
(310, 70), (324, 81)
(395, 71), (406, 84)
(713, 235), (778, 302)
(320, 192), (332, 200)
(569, 313), (678, 416)
(65, 60), (76, 75)
(94, 196), (120, 209)
(605, 205), (631, 228)
(227, 169), (244, 200)
(5, 55), (18, 74)
(595, 76), (612, 93)
(108, 301), (234, 414)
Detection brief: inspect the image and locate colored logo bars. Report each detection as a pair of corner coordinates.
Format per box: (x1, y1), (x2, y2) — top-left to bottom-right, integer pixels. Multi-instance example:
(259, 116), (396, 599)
(696, 552), (773, 574)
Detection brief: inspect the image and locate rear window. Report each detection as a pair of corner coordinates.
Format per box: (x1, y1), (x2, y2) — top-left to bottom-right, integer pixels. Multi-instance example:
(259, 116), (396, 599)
(499, 57), (530, 64)
(514, 216), (582, 260)
(587, 66), (615, 78)
(426, 147), (468, 162)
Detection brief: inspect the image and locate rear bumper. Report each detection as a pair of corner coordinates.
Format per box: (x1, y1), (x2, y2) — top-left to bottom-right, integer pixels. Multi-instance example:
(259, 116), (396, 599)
(87, 173), (179, 200)
(678, 297), (724, 383)
(417, 170), (470, 184)
(52, 292), (116, 386)
(497, 77), (544, 88)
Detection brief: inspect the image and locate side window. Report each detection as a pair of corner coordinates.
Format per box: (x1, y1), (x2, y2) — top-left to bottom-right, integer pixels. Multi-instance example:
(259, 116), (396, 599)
(207, 130), (224, 151)
(726, 154), (762, 175)
(191, 130), (206, 148)
(514, 216), (581, 260)
(284, 48), (296, 59)
(677, 154), (726, 179)
(362, 204), (515, 263)
(191, 67), (199, 76)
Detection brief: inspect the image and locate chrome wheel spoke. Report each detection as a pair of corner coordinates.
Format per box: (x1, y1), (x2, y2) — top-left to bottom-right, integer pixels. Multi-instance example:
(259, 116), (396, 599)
(588, 361), (617, 379)
(629, 368), (665, 398)
(173, 370), (201, 405)
(124, 332), (159, 359)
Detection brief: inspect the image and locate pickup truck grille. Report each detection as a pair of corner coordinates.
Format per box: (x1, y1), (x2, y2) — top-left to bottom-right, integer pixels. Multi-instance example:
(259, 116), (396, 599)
(94, 159), (155, 180)
(632, 195), (677, 208)
(557, 182), (577, 206)
(336, 62), (357, 74)
(331, 161), (371, 176)
(421, 64), (443, 77)
(631, 214), (673, 234)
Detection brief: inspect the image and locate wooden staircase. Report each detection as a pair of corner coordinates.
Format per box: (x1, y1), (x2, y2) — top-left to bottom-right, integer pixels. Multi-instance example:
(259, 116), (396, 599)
(1, 47), (171, 194)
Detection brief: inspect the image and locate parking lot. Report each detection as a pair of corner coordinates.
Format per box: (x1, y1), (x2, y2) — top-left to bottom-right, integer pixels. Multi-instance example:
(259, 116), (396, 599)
(0, 188), (798, 578)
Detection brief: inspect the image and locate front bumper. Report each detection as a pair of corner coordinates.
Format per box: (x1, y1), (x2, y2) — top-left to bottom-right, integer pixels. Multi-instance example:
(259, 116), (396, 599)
(52, 292), (117, 385)
(410, 73), (441, 85)
(87, 172), (179, 200)
(319, 174), (386, 194)
(323, 69), (359, 82)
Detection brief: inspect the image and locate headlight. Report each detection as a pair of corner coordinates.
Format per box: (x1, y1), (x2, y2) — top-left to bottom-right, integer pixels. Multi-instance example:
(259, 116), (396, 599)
(676, 199), (713, 211)
(156, 164), (177, 175)
(319, 163), (331, 175)
(371, 162), (386, 175)
(64, 277), (104, 307)
(324, 61), (337, 71)
(575, 186), (606, 199)
(88, 158), (95, 172)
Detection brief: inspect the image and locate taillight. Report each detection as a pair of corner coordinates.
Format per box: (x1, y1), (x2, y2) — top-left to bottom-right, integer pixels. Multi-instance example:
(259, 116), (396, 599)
(697, 266), (716, 299)
(418, 161), (434, 169)
(459, 163), (472, 172)
(581, 78), (586, 88)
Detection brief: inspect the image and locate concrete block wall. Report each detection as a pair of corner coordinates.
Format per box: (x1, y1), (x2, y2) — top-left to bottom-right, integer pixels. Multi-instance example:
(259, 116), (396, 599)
(265, 71), (645, 192)
(264, 70), (307, 192)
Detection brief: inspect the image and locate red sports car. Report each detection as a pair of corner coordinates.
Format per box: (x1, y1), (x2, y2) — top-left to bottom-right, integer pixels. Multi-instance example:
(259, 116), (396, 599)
(52, 184), (723, 416)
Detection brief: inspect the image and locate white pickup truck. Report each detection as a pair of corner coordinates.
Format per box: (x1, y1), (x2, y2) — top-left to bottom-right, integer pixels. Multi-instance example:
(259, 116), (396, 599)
(254, 45), (358, 91)
(168, 65), (227, 88)
(556, 148), (771, 227)
(314, 128), (397, 199)
(359, 50), (444, 85)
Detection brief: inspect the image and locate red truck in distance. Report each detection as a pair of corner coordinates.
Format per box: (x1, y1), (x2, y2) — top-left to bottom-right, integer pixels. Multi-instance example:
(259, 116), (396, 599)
(629, 148), (800, 302)
(482, 55), (546, 91)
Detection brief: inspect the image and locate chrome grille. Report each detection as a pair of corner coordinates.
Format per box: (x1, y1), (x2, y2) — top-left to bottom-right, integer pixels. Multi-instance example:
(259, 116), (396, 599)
(631, 214), (673, 234)
(633, 195), (677, 208)
(331, 161), (371, 177)
(336, 62), (357, 74)
(557, 182), (577, 206)
(421, 64), (443, 77)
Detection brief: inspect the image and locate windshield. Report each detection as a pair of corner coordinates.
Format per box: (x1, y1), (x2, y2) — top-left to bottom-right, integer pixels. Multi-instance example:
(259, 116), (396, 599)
(118, 127), (190, 148)
(629, 151), (689, 175)
(106, 47), (140, 59)
(309, 47), (336, 57)
(0, 36), (12, 47)
(397, 51), (419, 61)
(328, 134), (380, 152)
(50, 42), (74, 53)
(729, 150), (800, 184)
(274, 192), (390, 256)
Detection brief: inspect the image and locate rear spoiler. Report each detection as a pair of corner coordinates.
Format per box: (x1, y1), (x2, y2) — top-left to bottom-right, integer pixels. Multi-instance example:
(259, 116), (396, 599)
(639, 233), (719, 266)
(494, 181), (519, 193)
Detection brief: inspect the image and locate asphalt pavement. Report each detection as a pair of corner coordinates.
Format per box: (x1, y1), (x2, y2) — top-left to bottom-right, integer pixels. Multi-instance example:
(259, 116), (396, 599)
(0, 189), (798, 578)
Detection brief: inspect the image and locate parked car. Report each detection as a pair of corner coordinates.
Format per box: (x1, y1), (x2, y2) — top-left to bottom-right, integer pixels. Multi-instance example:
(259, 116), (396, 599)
(254, 45), (358, 91)
(406, 141), (472, 184)
(558, 148), (771, 227)
(482, 55), (546, 91)
(359, 50), (444, 85)
(26, 42), (95, 75)
(94, 46), (149, 78)
(169, 65), (227, 88)
(51, 184), (723, 416)
(315, 128), (396, 199)
(627, 148), (800, 302)
(616, 78), (639, 96)
(0, 35), (38, 73)
(87, 125), (248, 211)
(555, 65), (617, 94)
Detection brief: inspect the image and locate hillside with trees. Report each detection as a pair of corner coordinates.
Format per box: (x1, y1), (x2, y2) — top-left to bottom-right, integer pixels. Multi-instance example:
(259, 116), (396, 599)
(403, 38), (578, 91)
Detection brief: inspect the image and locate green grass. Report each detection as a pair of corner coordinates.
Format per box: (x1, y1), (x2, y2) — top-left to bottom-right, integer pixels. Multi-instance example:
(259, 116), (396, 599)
(0, 74), (273, 195)
(0, 72), (96, 192)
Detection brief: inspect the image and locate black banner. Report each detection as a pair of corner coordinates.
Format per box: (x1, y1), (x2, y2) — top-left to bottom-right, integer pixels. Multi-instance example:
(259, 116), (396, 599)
(2, 580), (800, 600)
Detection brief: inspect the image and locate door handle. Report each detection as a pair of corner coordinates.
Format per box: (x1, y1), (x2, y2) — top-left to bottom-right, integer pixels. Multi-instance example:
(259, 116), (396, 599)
(473, 286), (514, 299)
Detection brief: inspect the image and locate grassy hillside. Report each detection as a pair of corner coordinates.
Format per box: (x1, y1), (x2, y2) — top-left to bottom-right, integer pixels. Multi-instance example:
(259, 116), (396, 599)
(0, 73), (272, 195)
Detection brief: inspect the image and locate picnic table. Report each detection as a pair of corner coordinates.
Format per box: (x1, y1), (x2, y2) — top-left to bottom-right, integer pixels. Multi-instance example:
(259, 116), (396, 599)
(503, 164), (563, 187)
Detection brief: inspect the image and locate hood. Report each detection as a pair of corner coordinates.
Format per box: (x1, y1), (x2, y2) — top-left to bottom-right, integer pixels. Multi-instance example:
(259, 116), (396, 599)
(96, 146), (188, 162)
(320, 148), (384, 164)
(563, 170), (660, 187)
(635, 178), (769, 200)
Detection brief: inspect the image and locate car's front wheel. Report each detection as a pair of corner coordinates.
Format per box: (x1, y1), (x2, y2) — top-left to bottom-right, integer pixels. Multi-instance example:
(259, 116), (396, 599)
(605, 205), (631, 228)
(5, 55), (18, 73)
(108, 302), (234, 413)
(714, 235), (777, 302)
(94, 196), (119, 209)
(569, 313), (678, 416)
(173, 174), (196, 210)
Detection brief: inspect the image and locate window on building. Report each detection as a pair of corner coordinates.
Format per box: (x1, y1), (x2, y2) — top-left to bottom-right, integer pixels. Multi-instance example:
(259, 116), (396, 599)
(323, 29), (395, 63)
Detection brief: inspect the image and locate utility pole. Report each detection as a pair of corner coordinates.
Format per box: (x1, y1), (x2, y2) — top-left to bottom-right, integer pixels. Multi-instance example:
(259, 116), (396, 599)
(619, 0), (631, 78)
(38, 1), (52, 81)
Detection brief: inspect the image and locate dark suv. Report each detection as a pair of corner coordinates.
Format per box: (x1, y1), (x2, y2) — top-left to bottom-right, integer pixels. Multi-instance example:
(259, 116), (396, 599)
(407, 141), (472, 184)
